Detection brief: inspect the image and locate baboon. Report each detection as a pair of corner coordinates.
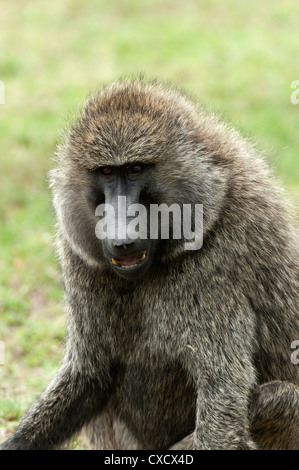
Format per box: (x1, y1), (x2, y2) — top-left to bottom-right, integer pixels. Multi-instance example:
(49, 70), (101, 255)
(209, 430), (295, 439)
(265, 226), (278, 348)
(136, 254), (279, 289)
(2, 79), (299, 450)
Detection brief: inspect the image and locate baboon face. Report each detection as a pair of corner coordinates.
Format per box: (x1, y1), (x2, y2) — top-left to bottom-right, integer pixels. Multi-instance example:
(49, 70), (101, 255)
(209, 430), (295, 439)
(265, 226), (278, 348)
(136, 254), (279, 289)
(88, 162), (159, 279)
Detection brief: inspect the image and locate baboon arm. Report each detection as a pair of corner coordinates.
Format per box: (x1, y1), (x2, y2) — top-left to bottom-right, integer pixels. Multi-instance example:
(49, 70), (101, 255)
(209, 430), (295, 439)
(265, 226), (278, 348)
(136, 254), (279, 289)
(2, 365), (108, 450)
(170, 380), (257, 450)
(193, 379), (257, 450)
(184, 308), (257, 448)
(182, 285), (259, 449)
(171, 381), (299, 450)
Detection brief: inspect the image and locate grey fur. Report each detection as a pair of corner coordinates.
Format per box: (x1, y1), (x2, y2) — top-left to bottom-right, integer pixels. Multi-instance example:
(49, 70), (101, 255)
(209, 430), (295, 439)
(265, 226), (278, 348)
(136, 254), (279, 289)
(2, 79), (299, 450)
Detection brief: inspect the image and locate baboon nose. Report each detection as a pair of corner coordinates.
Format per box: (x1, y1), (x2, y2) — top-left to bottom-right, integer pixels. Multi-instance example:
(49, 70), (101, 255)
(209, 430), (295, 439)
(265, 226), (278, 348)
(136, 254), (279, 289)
(107, 238), (135, 254)
(113, 239), (134, 249)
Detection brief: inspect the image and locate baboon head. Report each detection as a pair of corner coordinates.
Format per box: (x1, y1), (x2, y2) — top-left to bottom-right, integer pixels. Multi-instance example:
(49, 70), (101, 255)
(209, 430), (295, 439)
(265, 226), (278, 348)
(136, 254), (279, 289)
(50, 79), (229, 279)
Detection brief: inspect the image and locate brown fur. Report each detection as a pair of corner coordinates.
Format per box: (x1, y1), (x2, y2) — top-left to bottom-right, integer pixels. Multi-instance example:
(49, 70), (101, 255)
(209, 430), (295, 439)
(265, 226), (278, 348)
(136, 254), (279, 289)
(2, 79), (299, 450)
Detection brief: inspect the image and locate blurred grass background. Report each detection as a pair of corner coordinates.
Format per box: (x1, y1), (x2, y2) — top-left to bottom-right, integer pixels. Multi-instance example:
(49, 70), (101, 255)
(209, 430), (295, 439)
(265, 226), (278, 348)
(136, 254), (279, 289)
(0, 0), (299, 446)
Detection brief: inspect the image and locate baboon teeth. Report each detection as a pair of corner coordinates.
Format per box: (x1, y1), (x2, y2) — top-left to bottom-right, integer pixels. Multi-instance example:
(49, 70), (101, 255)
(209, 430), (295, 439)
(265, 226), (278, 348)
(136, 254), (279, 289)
(112, 251), (146, 268)
(111, 257), (123, 266)
(136, 252), (146, 263)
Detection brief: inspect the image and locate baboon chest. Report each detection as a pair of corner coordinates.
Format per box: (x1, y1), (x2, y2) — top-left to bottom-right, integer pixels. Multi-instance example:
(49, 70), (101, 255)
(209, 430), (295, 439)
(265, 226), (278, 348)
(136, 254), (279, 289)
(111, 356), (196, 449)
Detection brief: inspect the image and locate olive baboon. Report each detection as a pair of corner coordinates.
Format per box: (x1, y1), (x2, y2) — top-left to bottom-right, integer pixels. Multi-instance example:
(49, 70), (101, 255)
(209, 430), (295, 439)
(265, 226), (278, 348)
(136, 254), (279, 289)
(2, 79), (299, 450)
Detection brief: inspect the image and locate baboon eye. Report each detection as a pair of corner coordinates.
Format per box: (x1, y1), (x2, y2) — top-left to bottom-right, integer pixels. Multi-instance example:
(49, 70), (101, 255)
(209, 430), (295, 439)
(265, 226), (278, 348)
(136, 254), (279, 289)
(127, 164), (143, 175)
(100, 167), (113, 176)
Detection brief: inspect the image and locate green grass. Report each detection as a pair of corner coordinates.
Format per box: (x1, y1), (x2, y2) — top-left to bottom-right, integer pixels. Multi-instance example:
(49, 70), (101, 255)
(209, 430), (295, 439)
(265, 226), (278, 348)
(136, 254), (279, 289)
(0, 0), (299, 446)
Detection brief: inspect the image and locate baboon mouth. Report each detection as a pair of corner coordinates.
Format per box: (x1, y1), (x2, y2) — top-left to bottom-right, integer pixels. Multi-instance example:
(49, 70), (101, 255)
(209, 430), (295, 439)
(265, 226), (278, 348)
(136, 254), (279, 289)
(111, 251), (147, 268)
